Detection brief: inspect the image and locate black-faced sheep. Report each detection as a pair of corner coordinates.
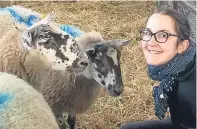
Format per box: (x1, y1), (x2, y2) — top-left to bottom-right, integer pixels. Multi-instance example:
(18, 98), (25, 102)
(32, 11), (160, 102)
(0, 72), (59, 129)
(42, 31), (131, 129)
(0, 11), (88, 91)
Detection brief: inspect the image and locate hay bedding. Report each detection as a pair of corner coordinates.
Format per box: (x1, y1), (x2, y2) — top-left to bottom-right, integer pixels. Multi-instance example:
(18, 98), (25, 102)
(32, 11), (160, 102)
(0, 1), (158, 129)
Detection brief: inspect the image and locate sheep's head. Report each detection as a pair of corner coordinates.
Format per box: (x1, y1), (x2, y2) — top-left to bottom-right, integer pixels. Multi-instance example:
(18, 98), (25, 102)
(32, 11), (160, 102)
(85, 40), (131, 96)
(21, 14), (88, 74)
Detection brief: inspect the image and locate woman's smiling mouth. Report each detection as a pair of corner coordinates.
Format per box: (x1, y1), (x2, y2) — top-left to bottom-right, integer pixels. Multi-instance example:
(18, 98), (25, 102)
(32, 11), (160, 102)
(148, 50), (162, 54)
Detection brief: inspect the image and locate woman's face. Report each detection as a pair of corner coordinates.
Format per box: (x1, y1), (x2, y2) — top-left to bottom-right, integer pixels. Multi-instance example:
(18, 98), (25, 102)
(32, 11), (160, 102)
(141, 13), (181, 66)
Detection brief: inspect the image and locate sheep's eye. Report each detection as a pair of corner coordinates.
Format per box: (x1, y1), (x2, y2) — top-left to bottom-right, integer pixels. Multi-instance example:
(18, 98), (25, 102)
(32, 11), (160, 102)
(95, 58), (102, 63)
(44, 41), (50, 44)
(44, 39), (55, 45)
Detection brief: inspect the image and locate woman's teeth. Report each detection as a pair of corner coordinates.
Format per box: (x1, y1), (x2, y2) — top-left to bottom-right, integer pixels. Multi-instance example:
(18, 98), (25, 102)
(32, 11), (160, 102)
(149, 50), (161, 54)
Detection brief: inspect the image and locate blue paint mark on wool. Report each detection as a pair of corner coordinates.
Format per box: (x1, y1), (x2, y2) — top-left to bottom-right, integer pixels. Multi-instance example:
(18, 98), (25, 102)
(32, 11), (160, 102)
(0, 7), (85, 38)
(0, 7), (40, 27)
(60, 24), (85, 38)
(0, 92), (13, 128)
(0, 92), (13, 109)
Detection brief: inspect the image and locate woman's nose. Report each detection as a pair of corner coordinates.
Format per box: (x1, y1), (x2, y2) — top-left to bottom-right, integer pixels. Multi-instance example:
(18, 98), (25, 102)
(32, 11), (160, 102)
(147, 36), (158, 46)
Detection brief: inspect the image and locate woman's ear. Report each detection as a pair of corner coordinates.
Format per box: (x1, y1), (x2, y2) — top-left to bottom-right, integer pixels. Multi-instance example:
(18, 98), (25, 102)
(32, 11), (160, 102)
(177, 40), (189, 54)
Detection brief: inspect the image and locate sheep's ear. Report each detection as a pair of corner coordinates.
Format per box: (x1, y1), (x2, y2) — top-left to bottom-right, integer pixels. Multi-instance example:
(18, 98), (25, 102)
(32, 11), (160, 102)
(21, 27), (38, 50)
(108, 39), (131, 48)
(43, 11), (55, 22)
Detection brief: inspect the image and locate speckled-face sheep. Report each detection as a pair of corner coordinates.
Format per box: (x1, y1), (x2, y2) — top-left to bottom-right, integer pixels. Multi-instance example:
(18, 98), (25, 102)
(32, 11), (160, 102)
(0, 72), (59, 129)
(42, 31), (131, 129)
(0, 12), (88, 91)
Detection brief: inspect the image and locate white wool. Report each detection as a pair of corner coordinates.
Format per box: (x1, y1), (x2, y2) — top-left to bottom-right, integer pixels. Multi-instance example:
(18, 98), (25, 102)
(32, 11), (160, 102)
(0, 72), (59, 129)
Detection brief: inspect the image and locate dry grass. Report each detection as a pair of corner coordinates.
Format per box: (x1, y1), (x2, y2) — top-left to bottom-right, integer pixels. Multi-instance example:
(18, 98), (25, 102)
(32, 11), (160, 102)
(0, 1), (158, 129)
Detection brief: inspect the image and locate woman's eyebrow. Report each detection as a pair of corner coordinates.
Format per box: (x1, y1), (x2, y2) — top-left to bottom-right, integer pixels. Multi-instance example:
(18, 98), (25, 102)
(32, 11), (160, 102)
(155, 29), (174, 34)
(158, 29), (170, 32)
(145, 28), (151, 31)
(144, 28), (173, 34)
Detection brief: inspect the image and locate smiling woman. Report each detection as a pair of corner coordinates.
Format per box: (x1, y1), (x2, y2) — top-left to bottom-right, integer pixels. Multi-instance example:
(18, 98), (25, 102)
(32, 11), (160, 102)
(140, 13), (187, 66)
(120, 8), (196, 129)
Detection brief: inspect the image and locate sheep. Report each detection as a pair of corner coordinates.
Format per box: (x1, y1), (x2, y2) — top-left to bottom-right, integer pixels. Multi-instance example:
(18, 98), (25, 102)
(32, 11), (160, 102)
(0, 11), (88, 91)
(0, 72), (59, 129)
(42, 31), (131, 129)
(0, 10), (17, 39)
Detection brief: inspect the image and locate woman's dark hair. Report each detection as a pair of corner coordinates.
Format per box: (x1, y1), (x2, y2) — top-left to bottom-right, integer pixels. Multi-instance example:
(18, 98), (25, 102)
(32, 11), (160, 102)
(154, 8), (191, 42)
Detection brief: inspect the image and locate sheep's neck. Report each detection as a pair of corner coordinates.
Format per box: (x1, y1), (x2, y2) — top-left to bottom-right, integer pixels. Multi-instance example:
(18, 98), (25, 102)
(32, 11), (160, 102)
(23, 53), (50, 91)
(81, 63), (93, 79)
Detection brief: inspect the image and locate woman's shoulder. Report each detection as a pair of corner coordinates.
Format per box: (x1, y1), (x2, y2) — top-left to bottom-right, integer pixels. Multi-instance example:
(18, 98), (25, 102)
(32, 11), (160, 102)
(177, 60), (195, 91)
(175, 61), (196, 128)
(177, 54), (196, 82)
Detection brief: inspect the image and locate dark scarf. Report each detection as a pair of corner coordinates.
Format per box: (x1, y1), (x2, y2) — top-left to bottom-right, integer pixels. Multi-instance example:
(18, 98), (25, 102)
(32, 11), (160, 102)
(147, 43), (196, 120)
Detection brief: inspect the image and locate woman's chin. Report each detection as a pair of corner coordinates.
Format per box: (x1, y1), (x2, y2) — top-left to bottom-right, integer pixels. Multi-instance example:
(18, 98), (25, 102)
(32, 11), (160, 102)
(146, 60), (164, 66)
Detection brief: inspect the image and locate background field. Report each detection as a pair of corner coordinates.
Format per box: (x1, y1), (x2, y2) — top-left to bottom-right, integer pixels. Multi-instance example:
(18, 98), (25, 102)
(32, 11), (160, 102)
(0, 1), (158, 129)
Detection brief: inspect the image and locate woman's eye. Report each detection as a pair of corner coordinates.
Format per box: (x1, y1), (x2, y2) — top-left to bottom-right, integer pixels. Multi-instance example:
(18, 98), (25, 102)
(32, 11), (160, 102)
(143, 31), (151, 36)
(158, 33), (167, 38)
(146, 32), (151, 36)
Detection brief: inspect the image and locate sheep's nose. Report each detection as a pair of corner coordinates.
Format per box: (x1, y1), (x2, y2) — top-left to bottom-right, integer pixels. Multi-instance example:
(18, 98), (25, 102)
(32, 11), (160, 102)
(107, 83), (124, 97)
(79, 61), (88, 67)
